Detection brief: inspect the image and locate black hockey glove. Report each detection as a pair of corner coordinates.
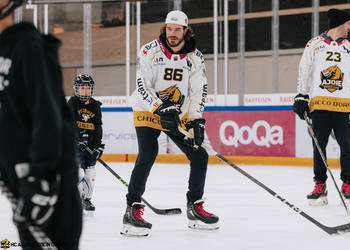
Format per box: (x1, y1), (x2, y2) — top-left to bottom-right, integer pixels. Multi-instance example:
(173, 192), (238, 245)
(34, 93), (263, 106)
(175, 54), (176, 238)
(154, 103), (180, 131)
(13, 163), (60, 229)
(91, 144), (105, 161)
(77, 141), (88, 152)
(293, 93), (310, 120)
(185, 118), (206, 147)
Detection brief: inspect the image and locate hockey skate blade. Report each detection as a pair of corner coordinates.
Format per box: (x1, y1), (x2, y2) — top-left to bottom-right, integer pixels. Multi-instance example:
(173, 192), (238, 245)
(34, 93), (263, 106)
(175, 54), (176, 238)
(120, 224), (150, 237)
(308, 196), (328, 206)
(188, 220), (219, 230)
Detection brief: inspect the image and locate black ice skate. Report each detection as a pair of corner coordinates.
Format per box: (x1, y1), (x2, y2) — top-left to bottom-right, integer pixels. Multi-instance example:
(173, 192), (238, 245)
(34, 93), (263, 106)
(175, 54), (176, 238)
(83, 199), (95, 214)
(341, 181), (350, 200)
(307, 182), (328, 206)
(187, 199), (219, 230)
(120, 202), (152, 237)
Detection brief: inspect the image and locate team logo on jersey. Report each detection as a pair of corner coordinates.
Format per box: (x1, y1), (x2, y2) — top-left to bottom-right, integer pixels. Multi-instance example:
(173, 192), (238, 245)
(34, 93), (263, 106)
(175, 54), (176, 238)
(320, 65), (343, 93)
(157, 86), (184, 112)
(158, 86), (184, 105)
(82, 113), (91, 122)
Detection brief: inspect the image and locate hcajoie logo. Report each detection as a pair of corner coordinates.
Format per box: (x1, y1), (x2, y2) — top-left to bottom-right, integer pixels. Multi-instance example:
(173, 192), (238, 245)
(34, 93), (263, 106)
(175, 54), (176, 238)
(219, 120), (283, 148)
(1, 239), (10, 249)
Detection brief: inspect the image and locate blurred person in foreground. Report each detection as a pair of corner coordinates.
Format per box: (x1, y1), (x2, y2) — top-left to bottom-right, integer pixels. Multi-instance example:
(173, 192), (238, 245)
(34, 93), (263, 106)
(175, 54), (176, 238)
(0, 0), (82, 249)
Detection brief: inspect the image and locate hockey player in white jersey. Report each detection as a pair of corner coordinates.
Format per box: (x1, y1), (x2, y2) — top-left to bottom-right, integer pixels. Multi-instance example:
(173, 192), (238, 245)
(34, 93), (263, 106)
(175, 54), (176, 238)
(293, 8), (350, 205)
(121, 10), (219, 237)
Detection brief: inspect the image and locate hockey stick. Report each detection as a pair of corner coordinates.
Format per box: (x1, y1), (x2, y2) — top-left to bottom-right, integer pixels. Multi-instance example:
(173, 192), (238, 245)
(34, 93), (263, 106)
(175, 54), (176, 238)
(304, 112), (350, 216)
(178, 126), (350, 235)
(84, 147), (182, 216)
(0, 177), (58, 250)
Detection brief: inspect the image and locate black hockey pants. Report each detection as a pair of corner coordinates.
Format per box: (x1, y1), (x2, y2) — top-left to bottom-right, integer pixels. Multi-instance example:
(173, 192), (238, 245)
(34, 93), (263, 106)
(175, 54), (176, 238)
(310, 110), (350, 183)
(126, 126), (209, 206)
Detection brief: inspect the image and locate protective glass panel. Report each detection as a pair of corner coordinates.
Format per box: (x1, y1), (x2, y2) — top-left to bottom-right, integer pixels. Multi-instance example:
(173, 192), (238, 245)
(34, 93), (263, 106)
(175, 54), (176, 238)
(17, 0), (339, 97)
(279, 0), (311, 10)
(90, 2), (125, 96)
(320, 0), (350, 6)
(22, 3), (84, 96)
(280, 13), (311, 49)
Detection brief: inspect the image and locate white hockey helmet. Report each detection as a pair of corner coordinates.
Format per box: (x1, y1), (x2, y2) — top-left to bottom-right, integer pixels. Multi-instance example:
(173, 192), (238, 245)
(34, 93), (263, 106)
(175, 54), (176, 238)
(165, 10), (188, 27)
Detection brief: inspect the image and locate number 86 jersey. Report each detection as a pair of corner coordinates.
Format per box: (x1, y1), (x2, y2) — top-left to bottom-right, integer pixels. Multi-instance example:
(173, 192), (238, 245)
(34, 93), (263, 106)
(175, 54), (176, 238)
(131, 37), (208, 130)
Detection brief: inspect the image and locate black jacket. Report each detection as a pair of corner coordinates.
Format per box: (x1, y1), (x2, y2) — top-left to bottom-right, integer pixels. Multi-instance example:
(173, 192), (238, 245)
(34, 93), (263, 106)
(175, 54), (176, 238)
(67, 96), (103, 150)
(0, 22), (78, 188)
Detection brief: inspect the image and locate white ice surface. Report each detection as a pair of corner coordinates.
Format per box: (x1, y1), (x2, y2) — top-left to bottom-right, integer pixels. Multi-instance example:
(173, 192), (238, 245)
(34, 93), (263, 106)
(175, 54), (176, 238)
(1, 163), (350, 250)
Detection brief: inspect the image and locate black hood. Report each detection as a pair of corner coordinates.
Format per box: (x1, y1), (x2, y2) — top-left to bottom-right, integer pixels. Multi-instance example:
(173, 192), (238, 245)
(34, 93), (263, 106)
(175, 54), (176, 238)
(159, 34), (196, 54)
(0, 21), (61, 51)
(0, 21), (38, 42)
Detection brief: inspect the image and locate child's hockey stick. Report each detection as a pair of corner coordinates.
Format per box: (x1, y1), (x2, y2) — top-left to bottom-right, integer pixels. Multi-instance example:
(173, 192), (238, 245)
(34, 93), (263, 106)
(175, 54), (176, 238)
(84, 146), (182, 216)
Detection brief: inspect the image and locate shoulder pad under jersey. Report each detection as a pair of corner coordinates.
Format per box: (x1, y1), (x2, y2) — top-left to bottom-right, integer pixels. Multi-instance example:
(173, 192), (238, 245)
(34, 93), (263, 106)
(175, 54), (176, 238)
(140, 39), (160, 57)
(343, 40), (350, 51)
(191, 48), (205, 64)
(305, 35), (323, 49)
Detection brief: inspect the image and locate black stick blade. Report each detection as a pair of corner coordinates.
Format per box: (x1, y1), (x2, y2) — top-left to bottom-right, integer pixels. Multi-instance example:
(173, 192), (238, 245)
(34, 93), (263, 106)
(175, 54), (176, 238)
(326, 223), (350, 235)
(141, 197), (182, 216)
(162, 208), (182, 215)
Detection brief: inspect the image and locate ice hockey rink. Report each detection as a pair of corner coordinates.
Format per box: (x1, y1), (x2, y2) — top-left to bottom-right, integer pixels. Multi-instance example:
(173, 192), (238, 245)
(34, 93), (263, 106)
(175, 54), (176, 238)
(1, 162), (349, 250)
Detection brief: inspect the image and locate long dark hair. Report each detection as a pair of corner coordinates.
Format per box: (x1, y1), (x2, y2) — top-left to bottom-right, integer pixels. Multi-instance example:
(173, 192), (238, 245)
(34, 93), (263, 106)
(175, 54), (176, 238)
(160, 25), (195, 42)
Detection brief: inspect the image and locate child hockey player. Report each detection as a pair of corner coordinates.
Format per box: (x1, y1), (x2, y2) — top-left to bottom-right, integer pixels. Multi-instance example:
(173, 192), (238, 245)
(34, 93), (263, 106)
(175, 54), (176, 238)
(68, 74), (104, 213)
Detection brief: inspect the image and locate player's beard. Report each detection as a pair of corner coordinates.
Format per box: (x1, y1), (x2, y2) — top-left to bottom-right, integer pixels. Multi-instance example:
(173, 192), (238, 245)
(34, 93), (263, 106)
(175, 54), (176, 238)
(166, 36), (185, 48)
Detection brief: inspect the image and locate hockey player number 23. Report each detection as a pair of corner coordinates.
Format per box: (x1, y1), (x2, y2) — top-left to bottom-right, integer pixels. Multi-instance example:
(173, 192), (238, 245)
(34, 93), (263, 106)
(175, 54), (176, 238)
(164, 68), (183, 81)
(326, 51), (341, 62)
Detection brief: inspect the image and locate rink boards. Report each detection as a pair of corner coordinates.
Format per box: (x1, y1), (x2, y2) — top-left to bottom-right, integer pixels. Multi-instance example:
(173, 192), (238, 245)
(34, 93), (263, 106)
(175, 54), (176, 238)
(98, 103), (341, 168)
